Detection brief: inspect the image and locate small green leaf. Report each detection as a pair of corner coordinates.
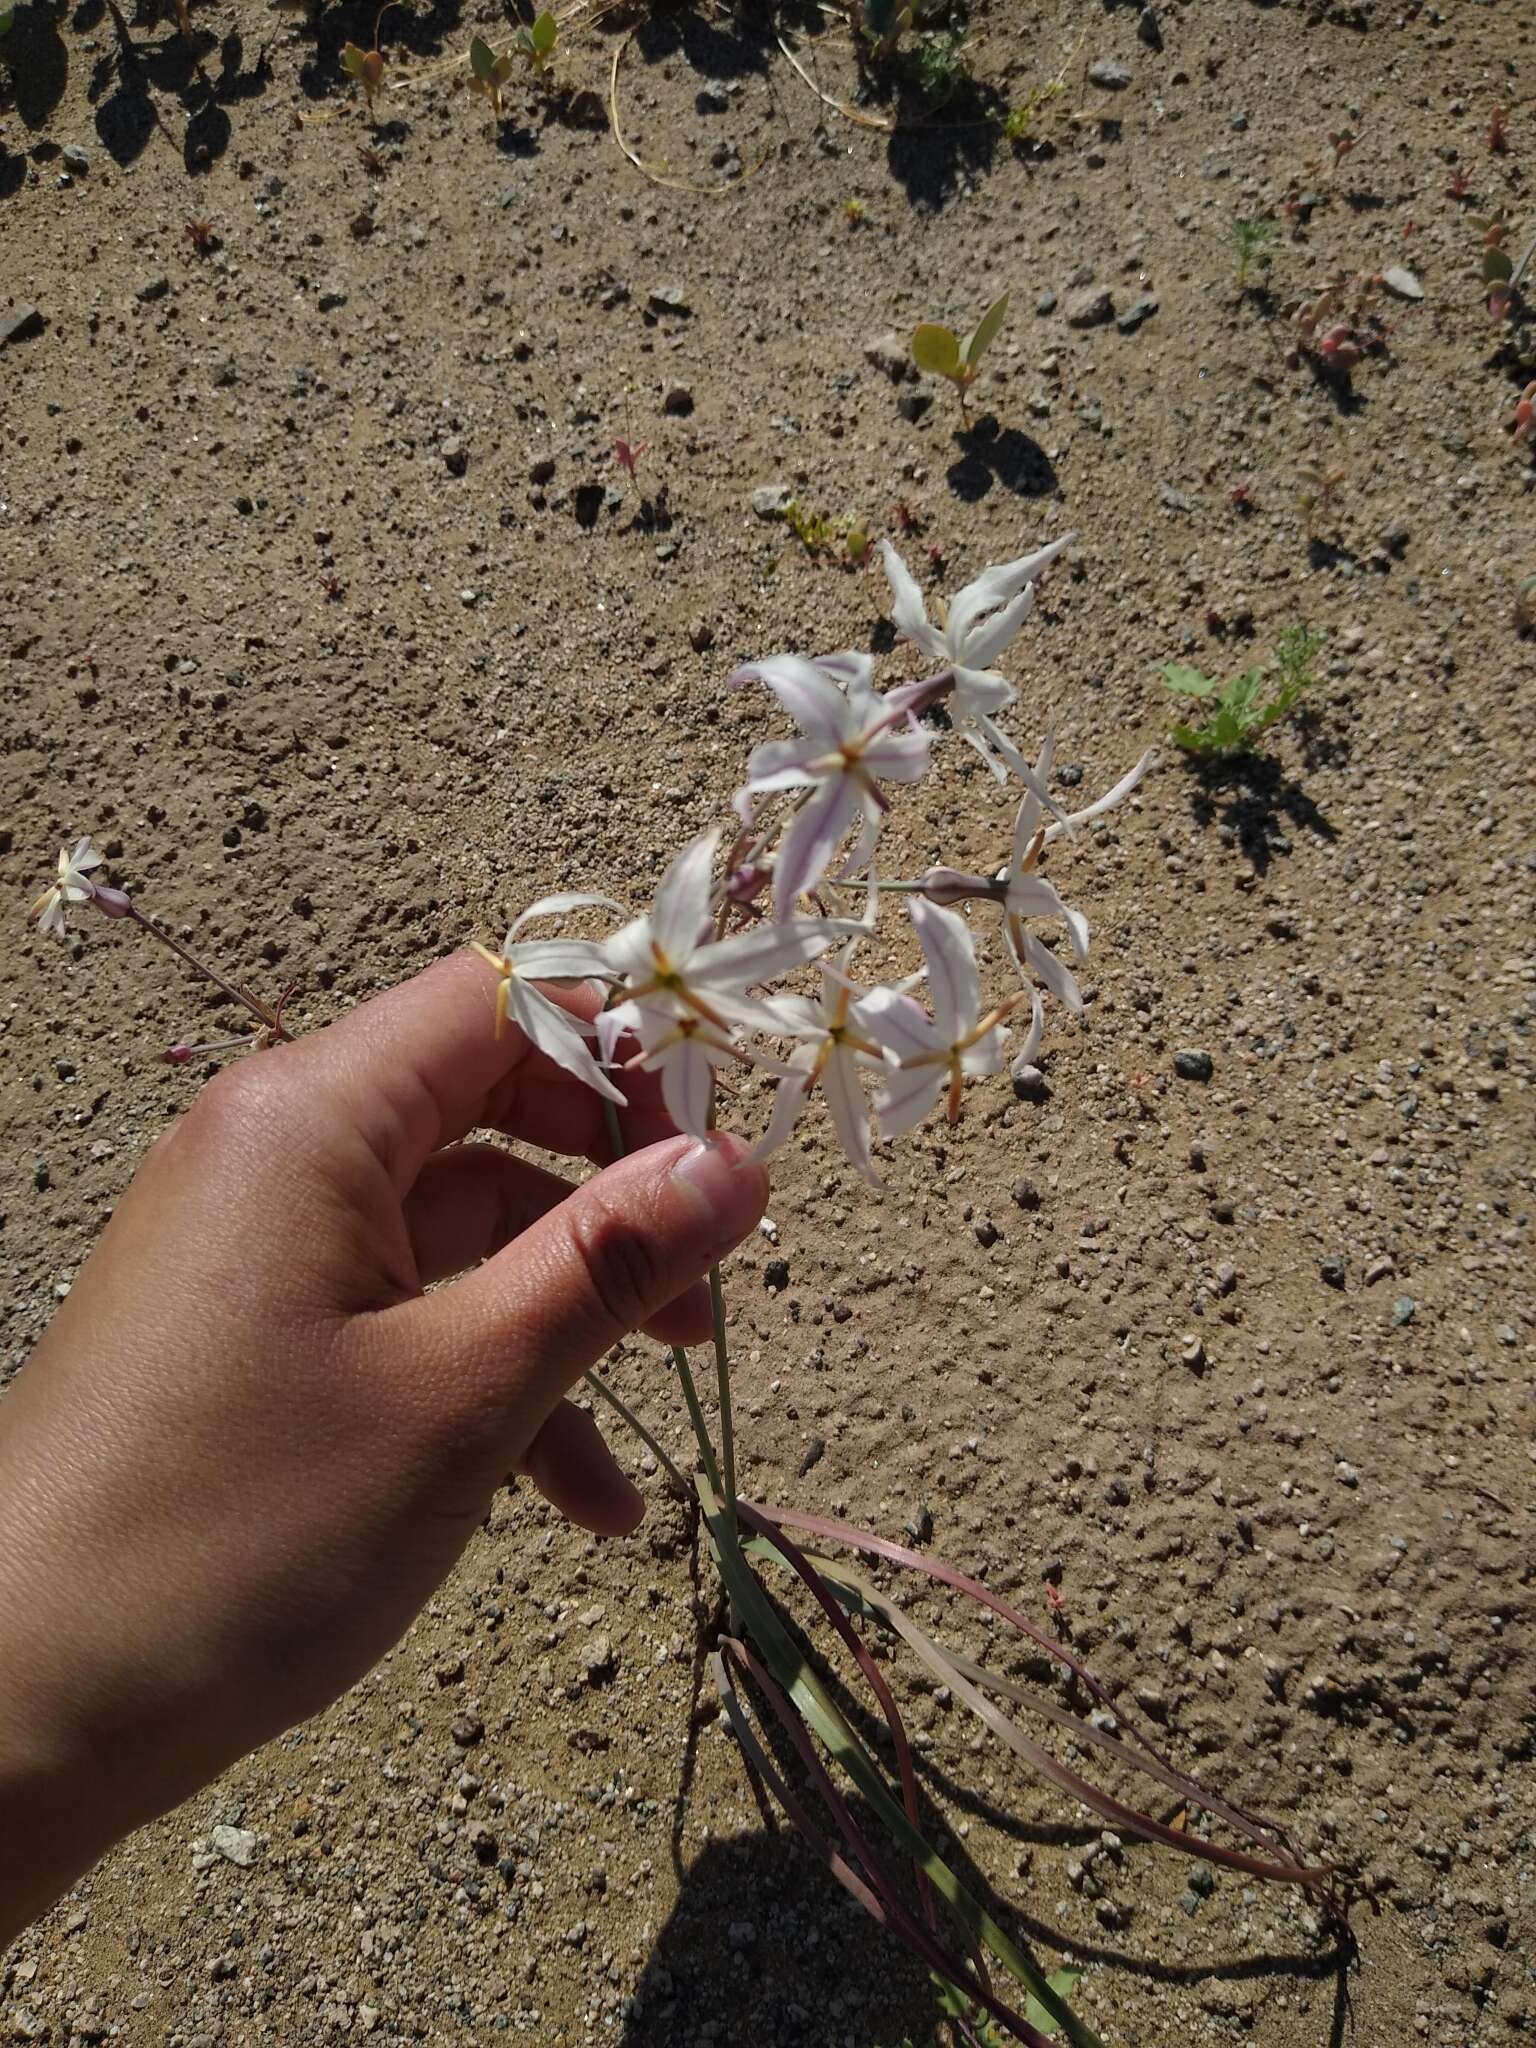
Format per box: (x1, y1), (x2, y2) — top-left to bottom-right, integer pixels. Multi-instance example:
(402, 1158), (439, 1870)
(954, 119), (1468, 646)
(1482, 247), (1513, 284)
(1161, 662), (1214, 697)
(531, 8), (556, 53)
(1171, 722), (1206, 752)
(469, 33), (495, 82)
(0, 4), (14, 35)
(340, 40), (367, 77)
(1026, 1966), (1085, 2039)
(963, 293), (1010, 368)
(912, 322), (962, 377)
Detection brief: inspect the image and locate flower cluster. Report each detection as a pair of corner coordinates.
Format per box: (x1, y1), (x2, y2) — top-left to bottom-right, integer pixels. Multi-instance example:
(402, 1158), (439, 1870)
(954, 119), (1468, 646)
(474, 538), (1151, 1176)
(30, 540), (1149, 1178)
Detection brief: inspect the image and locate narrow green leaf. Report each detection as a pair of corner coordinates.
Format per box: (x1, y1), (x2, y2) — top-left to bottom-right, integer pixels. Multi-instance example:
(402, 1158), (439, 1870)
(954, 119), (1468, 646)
(1482, 247), (1513, 284)
(698, 1483), (1102, 2048)
(531, 8), (557, 53)
(964, 293), (1010, 368)
(911, 322), (962, 377)
(469, 32), (496, 82)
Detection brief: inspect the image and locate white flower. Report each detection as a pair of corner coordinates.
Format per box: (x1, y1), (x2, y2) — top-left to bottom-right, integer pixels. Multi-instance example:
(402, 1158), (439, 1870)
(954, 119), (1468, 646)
(752, 940), (886, 1184)
(29, 835), (105, 939)
(475, 892), (628, 1105)
(860, 898), (1021, 1136)
(878, 536), (1074, 788)
(600, 828), (845, 1136)
(734, 653), (930, 918)
(912, 737), (1153, 1042)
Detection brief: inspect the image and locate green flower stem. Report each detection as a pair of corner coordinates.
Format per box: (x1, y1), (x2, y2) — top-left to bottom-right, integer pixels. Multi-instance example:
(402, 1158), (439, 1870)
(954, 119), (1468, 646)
(583, 1369), (689, 1498)
(708, 1263), (737, 1538)
(600, 1099), (724, 1498)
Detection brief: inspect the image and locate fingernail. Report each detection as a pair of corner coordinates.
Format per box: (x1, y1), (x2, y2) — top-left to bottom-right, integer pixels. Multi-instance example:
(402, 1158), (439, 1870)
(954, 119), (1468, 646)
(671, 1133), (769, 1246)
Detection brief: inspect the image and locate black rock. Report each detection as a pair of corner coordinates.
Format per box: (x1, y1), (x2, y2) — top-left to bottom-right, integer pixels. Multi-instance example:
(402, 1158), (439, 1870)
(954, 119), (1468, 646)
(1174, 1048), (1214, 1082)
(798, 1436), (826, 1477)
(1011, 1177), (1042, 1210)
(764, 1258), (790, 1292)
(1319, 1255), (1347, 1289)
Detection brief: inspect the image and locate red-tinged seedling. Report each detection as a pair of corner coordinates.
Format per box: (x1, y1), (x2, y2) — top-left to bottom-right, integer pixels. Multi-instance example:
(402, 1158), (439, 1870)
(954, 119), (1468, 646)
(1512, 382), (1536, 446)
(1447, 164), (1471, 200)
(890, 498), (923, 535)
(612, 436), (646, 480)
(184, 217), (217, 257)
(340, 0), (407, 121)
(1229, 477), (1256, 511)
(1489, 103), (1509, 155)
(358, 143), (387, 175)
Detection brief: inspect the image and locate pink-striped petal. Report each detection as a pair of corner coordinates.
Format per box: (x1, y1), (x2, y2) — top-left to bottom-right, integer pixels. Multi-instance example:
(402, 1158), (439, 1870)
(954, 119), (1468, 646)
(773, 774), (862, 919)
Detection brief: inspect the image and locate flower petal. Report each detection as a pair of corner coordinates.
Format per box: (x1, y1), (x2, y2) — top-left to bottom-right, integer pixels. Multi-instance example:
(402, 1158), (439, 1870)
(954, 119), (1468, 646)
(947, 664), (1015, 719)
(1020, 930), (1083, 1013)
(506, 980), (628, 1104)
(1044, 749), (1155, 842)
(1010, 988), (1045, 1075)
(508, 890), (625, 939)
(651, 828), (720, 963)
(823, 1045), (878, 1184)
(946, 533), (1074, 650)
(959, 587), (1035, 672)
(910, 896), (981, 1046)
(603, 913), (661, 983)
(658, 1037), (717, 1140)
(814, 651), (876, 690)
(874, 1060), (944, 1140)
(68, 836), (103, 876)
(1010, 733), (1056, 859)
(859, 985), (940, 1064)
(751, 1062), (815, 1165)
(877, 541), (947, 663)
(506, 937), (615, 981)
(744, 736), (824, 792)
(773, 774), (862, 918)
(736, 653), (854, 748)
(860, 728), (932, 784)
(696, 913), (842, 991)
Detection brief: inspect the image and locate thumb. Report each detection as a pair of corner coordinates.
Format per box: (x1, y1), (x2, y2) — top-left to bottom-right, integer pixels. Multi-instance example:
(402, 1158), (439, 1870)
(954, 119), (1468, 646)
(400, 1132), (768, 1470)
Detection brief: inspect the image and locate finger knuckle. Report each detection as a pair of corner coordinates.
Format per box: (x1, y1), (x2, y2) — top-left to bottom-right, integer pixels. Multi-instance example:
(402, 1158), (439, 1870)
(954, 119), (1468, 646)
(563, 1193), (665, 1336)
(181, 1053), (297, 1154)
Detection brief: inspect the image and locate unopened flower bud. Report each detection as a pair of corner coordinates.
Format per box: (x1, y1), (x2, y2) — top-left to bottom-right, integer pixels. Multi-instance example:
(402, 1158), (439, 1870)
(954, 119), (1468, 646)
(90, 883), (134, 919)
(161, 1042), (195, 1065)
(917, 866), (999, 907)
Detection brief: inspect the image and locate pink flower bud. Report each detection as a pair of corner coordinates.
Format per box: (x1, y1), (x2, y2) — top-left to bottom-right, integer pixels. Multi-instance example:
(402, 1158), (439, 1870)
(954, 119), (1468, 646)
(727, 863), (771, 906)
(918, 866), (997, 907)
(161, 1042), (195, 1065)
(90, 883), (134, 919)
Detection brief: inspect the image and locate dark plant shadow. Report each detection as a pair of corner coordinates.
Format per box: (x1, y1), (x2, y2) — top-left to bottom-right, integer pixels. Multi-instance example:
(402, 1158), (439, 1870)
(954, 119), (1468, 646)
(1182, 752), (1339, 876)
(8, 0), (71, 128)
(947, 416), (1058, 502)
(0, 148), (27, 200)
(880, 69), (1005, 212)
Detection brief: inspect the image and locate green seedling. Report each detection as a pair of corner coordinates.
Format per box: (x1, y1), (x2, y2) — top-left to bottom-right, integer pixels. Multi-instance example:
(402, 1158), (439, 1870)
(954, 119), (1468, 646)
(914, 29), (968, 106)
(784, 502), (870, 569)
(1004, 73), (1066, 145)
(911, 294), (1010, 415)
(1163, 625), (1323, 758)
(514, 9), (557, 82)
(468, 33), (514, 118)
(1232, 217), (1272, 291)
(0, 2), (16, 31)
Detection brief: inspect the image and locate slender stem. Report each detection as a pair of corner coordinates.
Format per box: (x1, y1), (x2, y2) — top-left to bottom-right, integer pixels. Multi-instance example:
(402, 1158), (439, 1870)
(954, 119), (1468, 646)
(600, 1099), (724, 1497)
(708, 1263), (737, 1537)
(122, 900), (281, 1033)
(584, 1369), (688, 1498)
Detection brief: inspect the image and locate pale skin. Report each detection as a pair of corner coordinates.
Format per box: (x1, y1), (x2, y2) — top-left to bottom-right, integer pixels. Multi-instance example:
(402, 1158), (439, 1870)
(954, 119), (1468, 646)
(0, 952), (769, 1950)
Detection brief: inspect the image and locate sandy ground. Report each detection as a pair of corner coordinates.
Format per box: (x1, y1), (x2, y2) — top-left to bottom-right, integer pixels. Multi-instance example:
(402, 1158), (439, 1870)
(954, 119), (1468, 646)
(2, 0), (1533, 2041)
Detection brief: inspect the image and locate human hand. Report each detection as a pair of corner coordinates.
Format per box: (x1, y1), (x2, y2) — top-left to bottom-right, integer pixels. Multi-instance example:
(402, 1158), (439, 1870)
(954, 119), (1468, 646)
(0, 951), (768, 1944)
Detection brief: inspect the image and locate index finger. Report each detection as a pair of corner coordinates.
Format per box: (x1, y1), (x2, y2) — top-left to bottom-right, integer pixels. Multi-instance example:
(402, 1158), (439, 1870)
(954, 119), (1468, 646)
(274, 950), (677, 1192)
